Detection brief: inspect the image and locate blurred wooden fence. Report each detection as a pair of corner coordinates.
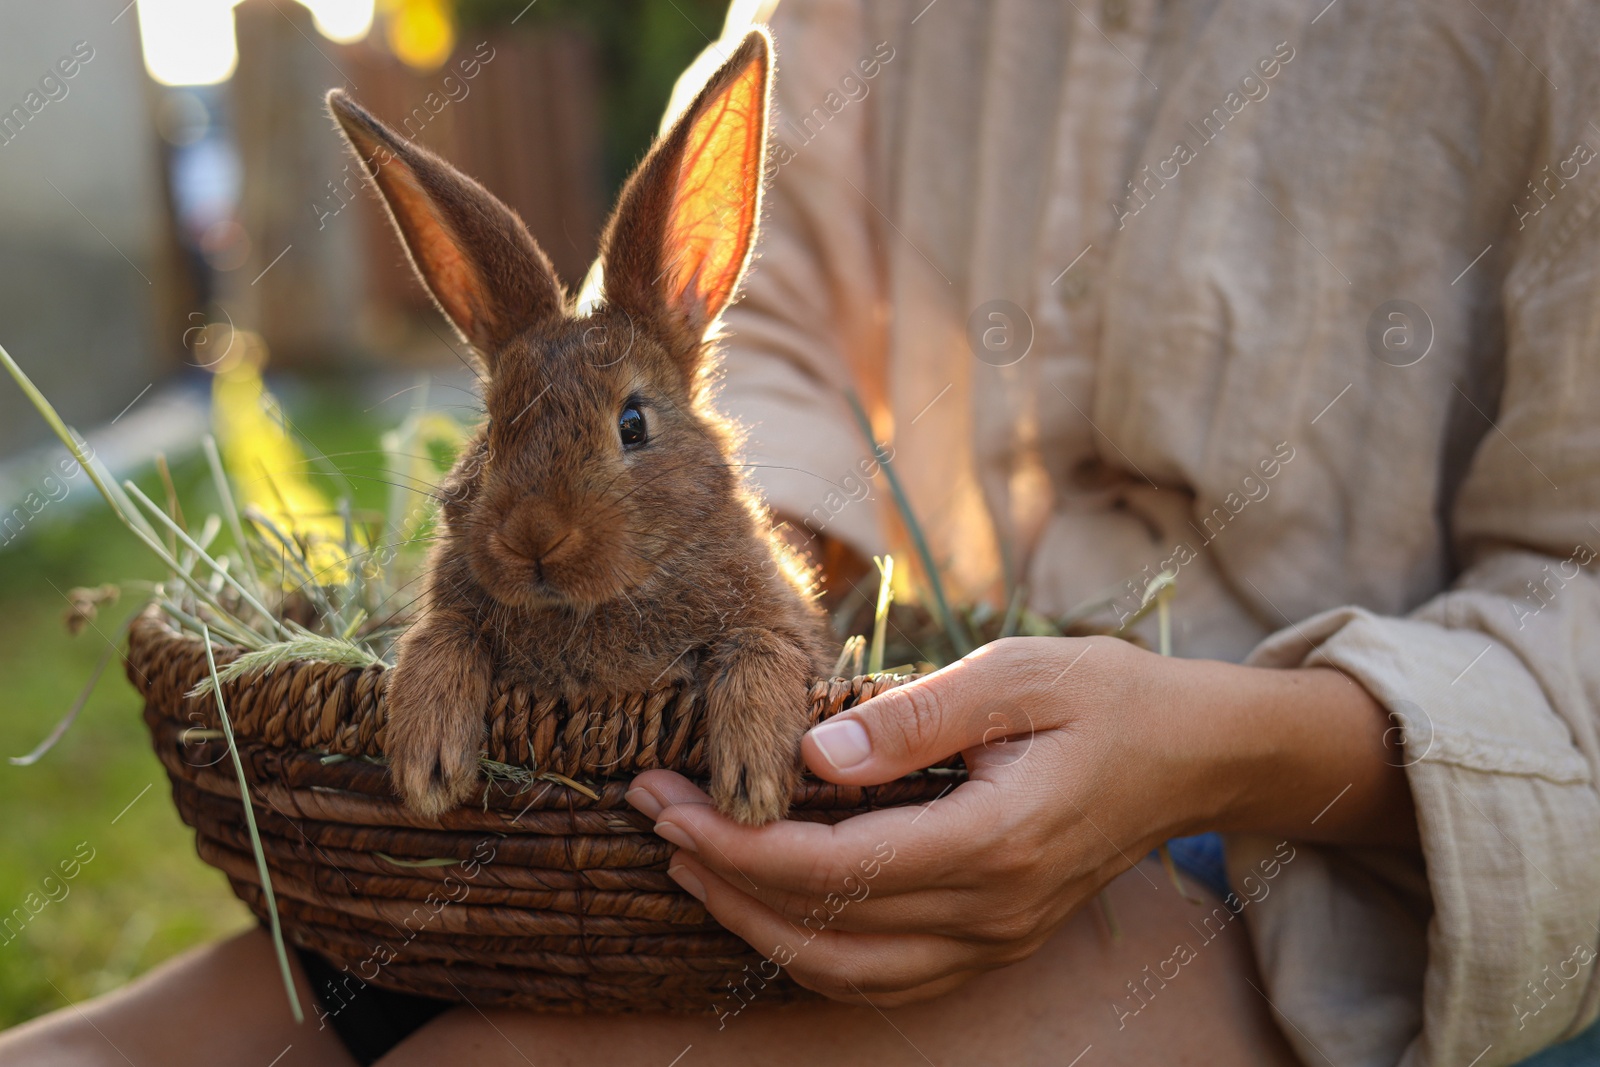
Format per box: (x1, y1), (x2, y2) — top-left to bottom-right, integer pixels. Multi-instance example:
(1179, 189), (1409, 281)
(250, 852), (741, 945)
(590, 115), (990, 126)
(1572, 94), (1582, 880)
(227, 0), (603, 369)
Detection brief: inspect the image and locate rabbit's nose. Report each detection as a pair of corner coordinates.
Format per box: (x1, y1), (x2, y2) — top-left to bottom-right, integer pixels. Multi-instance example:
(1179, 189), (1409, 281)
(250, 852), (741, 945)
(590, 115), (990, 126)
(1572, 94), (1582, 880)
(499, 519), (580, 567)
(535, 528), (581, 566)
(498, 497), (586, 569)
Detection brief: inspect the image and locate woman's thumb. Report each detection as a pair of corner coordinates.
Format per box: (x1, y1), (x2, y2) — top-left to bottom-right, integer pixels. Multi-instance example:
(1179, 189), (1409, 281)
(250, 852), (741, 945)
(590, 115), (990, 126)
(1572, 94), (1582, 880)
(800, 650), (1035, 784)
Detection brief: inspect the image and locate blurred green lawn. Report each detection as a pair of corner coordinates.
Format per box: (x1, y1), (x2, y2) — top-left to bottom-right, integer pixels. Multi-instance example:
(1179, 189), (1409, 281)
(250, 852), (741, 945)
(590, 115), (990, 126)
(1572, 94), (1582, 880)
(0, 378), (397, 1028)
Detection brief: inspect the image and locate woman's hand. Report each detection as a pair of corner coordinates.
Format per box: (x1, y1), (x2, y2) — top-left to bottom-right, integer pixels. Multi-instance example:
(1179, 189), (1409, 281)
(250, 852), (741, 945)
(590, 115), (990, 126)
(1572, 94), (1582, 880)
(626, 636), (1415, 1005)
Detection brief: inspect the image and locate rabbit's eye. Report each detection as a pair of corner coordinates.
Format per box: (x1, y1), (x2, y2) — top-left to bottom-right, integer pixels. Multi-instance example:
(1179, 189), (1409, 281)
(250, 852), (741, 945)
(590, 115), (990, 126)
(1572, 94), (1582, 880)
(618, 404), (648, 449)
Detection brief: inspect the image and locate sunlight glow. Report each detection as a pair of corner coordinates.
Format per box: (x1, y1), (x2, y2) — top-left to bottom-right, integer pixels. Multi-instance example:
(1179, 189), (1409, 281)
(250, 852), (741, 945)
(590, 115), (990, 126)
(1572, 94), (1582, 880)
(137, 0), (375, 86)
(383, 0), (455, 70)
(304, 0), (377, 44)
(136, 0), (243, 87)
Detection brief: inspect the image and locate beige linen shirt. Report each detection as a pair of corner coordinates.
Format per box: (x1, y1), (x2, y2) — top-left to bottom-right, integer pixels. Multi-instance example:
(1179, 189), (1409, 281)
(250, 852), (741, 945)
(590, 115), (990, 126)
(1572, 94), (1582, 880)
(667, 1), (1600, 1063)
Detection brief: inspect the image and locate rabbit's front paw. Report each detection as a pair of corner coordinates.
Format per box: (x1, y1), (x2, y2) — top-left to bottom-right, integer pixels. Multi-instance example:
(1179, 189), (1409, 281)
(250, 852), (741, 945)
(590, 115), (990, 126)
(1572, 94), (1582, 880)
(382, 630), (491, 817)
(384, 698), (484, 817)
(704, 628), (816, 825)
(713, 732), (800, 826)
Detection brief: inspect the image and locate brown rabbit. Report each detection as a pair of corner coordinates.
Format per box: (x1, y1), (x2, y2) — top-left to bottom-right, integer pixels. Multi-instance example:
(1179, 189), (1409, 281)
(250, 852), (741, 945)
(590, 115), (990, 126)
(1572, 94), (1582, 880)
(326, 29), (831, 825)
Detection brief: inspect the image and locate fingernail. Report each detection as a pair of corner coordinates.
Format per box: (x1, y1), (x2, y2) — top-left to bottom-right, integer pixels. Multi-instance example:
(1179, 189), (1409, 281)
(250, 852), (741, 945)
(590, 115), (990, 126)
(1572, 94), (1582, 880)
(654, 820), (698, 853)
(809, 719), (872, 771)
(624, 788), (662, 820)
(669, 865), (707, 902)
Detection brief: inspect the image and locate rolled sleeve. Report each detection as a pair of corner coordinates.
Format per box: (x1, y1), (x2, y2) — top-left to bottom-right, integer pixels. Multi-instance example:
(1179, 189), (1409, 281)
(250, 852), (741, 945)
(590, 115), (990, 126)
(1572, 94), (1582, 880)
(1242, 591), (1600, 1065)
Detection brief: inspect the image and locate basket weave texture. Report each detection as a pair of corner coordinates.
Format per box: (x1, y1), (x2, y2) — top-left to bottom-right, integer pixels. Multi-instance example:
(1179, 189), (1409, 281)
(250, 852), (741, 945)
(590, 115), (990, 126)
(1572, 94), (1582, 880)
(125, 608), (956, 1013)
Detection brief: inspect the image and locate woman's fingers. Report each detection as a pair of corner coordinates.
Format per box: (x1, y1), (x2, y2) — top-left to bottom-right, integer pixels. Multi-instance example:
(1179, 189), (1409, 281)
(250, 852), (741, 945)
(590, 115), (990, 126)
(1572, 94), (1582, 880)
(858, 969), (981, 1009)
(657, 797), (935, 900)
(630, 773), (1035, 936)
(630, 771), (1011, 901)
(627, 767), (715, 815)
(668, 853), (987, 1001)
(692, 856), (983, 939)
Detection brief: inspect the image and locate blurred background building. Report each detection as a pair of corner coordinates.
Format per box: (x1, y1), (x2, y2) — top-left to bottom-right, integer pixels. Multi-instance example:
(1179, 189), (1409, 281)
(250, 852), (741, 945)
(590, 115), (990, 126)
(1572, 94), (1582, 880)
(0, 0), (728, 467)
(0, 1), (167, 458)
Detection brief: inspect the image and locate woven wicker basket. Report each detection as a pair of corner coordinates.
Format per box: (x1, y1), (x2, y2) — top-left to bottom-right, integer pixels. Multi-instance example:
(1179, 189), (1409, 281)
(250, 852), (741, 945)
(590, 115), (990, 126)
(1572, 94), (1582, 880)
(125, 607), (956, 1013)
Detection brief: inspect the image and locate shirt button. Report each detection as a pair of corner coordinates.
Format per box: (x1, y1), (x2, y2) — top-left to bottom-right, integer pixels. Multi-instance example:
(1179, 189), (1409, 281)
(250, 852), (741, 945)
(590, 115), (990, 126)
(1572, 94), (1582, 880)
(1100, 0), (1129, 30)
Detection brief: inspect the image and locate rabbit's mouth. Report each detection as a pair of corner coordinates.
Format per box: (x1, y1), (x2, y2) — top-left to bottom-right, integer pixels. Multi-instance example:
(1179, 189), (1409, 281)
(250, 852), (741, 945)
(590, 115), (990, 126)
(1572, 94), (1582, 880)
(472, 525), (653, 610)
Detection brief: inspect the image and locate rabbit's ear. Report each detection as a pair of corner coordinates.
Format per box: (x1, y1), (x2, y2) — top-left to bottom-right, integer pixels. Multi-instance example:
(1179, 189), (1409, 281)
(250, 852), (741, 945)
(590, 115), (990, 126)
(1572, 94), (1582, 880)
(601, 29), (771, 354)
(326, 89), (563, 361)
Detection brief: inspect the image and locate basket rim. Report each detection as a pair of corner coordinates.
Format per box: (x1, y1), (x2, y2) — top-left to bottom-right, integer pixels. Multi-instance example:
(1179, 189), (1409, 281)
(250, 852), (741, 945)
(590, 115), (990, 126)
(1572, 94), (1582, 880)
(125, 604), (925, 781)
